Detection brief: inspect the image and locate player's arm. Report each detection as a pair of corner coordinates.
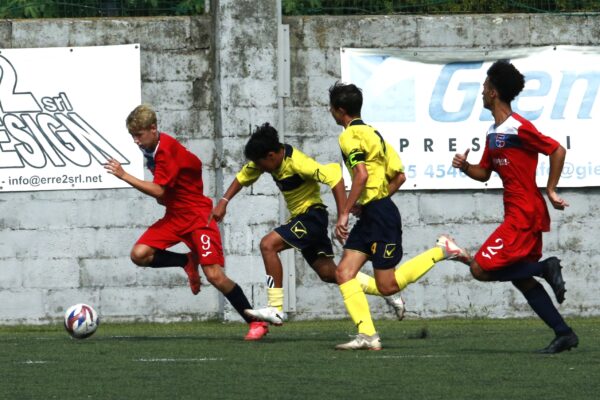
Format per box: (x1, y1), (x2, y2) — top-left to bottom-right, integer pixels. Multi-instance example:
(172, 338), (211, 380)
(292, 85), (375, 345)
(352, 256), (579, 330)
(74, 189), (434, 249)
(452, 149), (492, 182)
(210, 162), (262, 223)
(331, 178), (346, 219)
(210, 178), (244, 223)
(387, 171), (406, 194)
(336, 163), (367, 244)
(546, 144), (569, 210)
(104, 158), (165, 199)
(384, 141), (405, 194)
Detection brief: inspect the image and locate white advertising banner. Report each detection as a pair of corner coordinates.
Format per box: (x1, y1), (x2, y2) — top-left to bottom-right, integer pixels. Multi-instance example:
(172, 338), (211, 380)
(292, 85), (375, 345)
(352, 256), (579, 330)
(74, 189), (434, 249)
(340, 46), (600, 190)
(0, 44), (143, 192)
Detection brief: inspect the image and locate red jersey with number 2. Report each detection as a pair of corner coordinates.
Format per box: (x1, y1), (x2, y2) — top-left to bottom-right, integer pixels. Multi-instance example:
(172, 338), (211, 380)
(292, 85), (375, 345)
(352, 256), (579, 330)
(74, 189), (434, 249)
(475, 113), (559, 270)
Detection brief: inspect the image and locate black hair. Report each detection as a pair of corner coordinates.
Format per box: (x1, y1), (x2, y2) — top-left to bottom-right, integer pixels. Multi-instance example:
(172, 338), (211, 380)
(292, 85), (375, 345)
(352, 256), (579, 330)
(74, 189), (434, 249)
(244, 123), (283, 161)
(328, 81), (363, 117)
(486, 60), (525, 103)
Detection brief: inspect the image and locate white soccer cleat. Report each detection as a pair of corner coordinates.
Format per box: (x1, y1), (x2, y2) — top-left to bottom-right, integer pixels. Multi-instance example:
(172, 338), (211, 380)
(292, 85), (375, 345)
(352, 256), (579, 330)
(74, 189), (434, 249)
(436, 234), (471, 264)
(384, 293), (406, 321)
(244, 306), (285, 326)
(335, 333), (382, 351)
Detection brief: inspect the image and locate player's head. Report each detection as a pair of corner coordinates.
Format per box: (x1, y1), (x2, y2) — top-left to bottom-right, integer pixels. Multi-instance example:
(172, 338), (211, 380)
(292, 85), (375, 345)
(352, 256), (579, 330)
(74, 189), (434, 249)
(126, 104), (159, 151)
(328, 81), (362, 126)
(244, 123), (284, 172)
(483, 60), (525, 109)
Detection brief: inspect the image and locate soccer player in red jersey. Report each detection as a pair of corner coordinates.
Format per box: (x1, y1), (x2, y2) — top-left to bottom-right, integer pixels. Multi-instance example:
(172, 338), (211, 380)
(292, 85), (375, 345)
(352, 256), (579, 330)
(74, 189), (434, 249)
(104, 105), (267, 340)
(452, 61), (578, 353)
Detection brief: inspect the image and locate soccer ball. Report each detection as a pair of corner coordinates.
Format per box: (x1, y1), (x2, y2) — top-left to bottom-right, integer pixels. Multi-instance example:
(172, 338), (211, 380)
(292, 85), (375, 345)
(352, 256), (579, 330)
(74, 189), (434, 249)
(64, 303), (99, 339)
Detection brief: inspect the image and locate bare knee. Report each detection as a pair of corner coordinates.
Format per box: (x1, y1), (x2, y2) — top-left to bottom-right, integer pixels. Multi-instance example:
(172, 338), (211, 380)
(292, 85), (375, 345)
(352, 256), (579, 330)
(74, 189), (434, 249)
(335, 267), (355, 284)
(202, 265), (231, 289)
(312, 258), (337, 284)
(259, 235), (279, 256)
(130, 245), (153, 266)
(469, 261), (494, 282)
(376, 283), (398, 296)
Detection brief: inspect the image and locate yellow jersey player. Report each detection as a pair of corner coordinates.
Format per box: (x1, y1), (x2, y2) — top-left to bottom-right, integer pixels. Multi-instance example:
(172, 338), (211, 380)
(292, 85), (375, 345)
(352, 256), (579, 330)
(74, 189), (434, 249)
(329, 82), (469, 350)
(209, 123), (406, 337)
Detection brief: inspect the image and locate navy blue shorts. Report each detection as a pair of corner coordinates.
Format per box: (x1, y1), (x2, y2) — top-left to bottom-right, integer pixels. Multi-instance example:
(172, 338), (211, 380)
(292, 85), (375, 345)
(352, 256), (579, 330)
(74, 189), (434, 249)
(275, 205), (334, 266)
(344, 197), (403, 269)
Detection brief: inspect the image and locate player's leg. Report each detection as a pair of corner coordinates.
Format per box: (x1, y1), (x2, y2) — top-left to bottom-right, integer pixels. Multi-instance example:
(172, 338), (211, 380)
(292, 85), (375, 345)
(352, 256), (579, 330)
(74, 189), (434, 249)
(259, 230), (290, 311)
(309, 256), (337, 283)
(472, 227), (567, 303)
(243, 231), (290, 326)
(310, 254), (395, 295)
(309, 256), (405, 320)
(134, 224), (200, 294)
(201, 263), (268, 340)
(391, 235), (470, 290)
(249, 209), (328, 326)
(189, 227), (269, 340)
(335, 250), (381, 350)
(512, 278), (578, 353)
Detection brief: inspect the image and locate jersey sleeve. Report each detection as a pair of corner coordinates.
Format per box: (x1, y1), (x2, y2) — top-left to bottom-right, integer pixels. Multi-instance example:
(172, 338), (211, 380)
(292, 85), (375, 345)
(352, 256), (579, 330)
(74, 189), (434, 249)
(384, 141), (404, 180)
(153, 150), (179, 188)
(293, 149), (342, 189)
(339, 128), (365, 169)
(235, 161), (263, 186)
(518, 123), (560, 155)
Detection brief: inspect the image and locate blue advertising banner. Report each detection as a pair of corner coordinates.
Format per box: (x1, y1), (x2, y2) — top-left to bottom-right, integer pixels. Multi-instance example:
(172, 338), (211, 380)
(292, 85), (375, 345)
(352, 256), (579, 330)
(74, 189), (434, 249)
(341, 46), (600, 189)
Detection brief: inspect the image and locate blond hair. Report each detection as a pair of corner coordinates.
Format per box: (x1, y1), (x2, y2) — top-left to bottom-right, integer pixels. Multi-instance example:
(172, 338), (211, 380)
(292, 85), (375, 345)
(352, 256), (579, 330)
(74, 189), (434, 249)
(126, 104), (157, 133)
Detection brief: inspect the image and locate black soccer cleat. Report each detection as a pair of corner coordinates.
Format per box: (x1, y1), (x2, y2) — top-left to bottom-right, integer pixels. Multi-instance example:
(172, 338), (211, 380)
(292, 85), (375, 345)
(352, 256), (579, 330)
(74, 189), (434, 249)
(541, 257), (566, 304)
(537, 331), (579, 354)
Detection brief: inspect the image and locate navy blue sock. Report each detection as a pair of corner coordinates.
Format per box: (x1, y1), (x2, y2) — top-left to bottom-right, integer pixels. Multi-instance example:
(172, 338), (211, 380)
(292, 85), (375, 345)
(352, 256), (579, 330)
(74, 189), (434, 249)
(488, 261), (543, 282)
(224, 284), (253, 324)
(150, 249), (187, 268)
(518, 280), (572, 336)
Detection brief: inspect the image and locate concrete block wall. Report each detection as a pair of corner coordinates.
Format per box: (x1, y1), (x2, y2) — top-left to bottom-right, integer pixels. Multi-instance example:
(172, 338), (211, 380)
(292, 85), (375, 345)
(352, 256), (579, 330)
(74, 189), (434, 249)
(283, 13), (600, 320)
(0, 7), (598, 325)
(0, 16), (221, 324)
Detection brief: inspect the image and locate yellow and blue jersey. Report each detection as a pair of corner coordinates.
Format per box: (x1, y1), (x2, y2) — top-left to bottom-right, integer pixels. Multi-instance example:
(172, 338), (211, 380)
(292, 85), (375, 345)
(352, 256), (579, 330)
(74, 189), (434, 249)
(384, 139), (404, 184)
(236, 144), (342, 218)
(339, 119), (401, 204)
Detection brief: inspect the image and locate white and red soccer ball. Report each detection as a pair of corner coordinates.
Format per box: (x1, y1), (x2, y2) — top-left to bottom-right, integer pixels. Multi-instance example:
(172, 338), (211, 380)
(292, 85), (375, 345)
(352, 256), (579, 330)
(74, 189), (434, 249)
(64, 303), (99, 339)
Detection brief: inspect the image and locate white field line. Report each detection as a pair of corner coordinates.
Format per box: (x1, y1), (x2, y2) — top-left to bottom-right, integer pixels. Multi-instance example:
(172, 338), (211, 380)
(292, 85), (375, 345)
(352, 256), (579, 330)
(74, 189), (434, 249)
(18, 360), (52, 364)
(364, 354), (454, 359)
(135, 357), (222, 363)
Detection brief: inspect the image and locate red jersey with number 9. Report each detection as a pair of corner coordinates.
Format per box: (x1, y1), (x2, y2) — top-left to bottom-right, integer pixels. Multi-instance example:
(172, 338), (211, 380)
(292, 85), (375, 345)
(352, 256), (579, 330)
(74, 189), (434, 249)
(151, 133), (213, 217)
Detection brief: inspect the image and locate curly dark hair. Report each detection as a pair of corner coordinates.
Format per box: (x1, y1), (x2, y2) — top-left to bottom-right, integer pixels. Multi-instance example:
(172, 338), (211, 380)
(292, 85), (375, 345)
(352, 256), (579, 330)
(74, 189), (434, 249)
(328, 81), (363, 117)
(244, 123), (283, 162)
(487, 60), (525, 103)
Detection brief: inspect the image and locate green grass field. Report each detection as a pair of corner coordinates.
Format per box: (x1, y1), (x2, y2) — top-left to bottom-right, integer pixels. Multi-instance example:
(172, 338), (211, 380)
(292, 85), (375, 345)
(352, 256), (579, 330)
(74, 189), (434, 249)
(1, 317), (598, 400)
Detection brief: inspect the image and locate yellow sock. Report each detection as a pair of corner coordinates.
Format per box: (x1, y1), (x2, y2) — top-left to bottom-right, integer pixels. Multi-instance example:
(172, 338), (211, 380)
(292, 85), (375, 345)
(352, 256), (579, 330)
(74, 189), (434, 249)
(267, 288), (284, 311)
(395, 247), (444, 290)
(355, 272), (382, 296)
(339, 279), (376, 336)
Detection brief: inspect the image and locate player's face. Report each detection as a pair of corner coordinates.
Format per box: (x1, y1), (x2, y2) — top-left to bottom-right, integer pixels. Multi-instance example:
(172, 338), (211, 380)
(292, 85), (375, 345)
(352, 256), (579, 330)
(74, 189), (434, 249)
(254, 152), (280, 173)
(130, 124), (159, 151)
(329, 104), (345, 126)
(482, 77), (495, 110)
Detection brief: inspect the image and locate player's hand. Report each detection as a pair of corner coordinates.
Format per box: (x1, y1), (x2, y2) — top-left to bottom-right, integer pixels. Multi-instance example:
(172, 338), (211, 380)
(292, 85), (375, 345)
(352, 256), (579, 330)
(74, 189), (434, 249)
(547, 189), (569, 210)
(208, 199), (228, 225)
(335, 212), (349, 244)
(452, 148), (470, 170)
(104, 158), (125, 179)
